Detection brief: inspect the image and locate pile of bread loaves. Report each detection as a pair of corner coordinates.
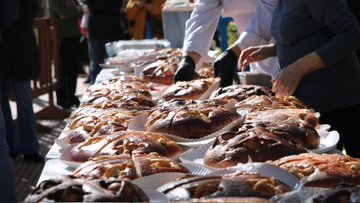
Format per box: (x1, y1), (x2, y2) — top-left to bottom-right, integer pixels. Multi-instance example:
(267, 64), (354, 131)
(26, 49), (360, 202)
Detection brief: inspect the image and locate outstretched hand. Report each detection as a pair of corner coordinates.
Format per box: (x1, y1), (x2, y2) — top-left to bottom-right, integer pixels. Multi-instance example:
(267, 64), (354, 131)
(238, 44), (276, 71)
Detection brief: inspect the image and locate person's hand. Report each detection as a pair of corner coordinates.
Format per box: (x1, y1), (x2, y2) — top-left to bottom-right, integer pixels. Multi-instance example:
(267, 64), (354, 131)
(174, 56), (196, 83)
(272, 61), (305, 96)
(238, 44), (276, 71)
(214, 49), (238, 87)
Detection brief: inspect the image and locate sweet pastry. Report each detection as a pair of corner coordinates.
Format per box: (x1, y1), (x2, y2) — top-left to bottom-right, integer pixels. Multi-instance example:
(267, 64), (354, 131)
(158, 173), (290, 201)
(271, 153), (360, 188)
(25, 176), (149, 202)
(133, 152), (190, 177)
(204, 122), (319, 168)
(161, 78), (217, 101)
(145, 99), (241, 139)
(73, 152), (189, 180)
(67, 110), (140, 144)
(245, 108), (319, 128)
(140, 60), (179, 85)
(69, 130), (183, 163)
(235, 95), (308, 113)
(194, 67), (214, 79)
(72, 155), (138, 180)
(209, 85), (274, 102)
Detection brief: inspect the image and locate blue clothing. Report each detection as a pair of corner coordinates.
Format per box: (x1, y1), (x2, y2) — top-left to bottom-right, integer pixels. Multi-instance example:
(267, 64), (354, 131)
(89, 39), (111, 84)
(0, 0), (19, 201)
(1, 80), (40, 155)
(0, 104), (17, 202)
(272, 0), (360, 112)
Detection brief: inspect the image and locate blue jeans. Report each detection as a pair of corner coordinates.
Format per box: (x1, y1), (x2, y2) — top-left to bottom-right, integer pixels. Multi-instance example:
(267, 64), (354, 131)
(0, 80), (39, 155)
(0, 89), (17, 202)
(89, 39), (109, 84)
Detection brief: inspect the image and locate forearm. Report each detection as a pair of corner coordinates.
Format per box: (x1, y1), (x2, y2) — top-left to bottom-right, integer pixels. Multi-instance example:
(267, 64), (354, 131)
(294, 51), (325, 76)
(185, 51), (201, 64)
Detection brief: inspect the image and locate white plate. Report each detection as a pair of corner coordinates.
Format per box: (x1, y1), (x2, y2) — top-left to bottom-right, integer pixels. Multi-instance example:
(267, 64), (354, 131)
(180, 129), (339, 166)
(100, 63), (133, 73)
(144, 190), (169, 203)
(59, 144), (83, 169)
(308, 130), (339, 154)
(133, 172), (187, 190)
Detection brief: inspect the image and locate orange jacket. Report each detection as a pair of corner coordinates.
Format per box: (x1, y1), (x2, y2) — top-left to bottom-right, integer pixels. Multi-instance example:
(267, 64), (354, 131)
(125, 0), (165, 39)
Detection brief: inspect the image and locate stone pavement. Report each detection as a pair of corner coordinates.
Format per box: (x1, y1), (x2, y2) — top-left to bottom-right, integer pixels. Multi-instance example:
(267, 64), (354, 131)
(10, 74), (90, 201)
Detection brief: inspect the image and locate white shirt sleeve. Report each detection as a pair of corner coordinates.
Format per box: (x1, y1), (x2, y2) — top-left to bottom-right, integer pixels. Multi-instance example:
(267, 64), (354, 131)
(236, 0), (278, 50)
(182, 0), (222, 63)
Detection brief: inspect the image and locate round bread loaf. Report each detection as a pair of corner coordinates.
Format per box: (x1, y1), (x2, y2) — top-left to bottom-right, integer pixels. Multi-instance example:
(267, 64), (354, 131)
(235, 95), (308, 113)
(204, 122), (319, 168)
(158, 173), (290, 201)
(271, 153), (360, 188)
(145, 99), (241, 139)
(209, 85), (274, 102)
(161, 78), (217, 101)
(25, 176), (149, 202)
(69, 130), (183, 163)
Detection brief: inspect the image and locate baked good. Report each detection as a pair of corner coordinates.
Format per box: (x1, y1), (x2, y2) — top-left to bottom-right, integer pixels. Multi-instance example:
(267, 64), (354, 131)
(158, 173), (290, 201)
(67, 110), (140, 144)
(25, 176), (149, 202)
(204, 122), (319, 168)
(235, 95), (308, 113)
(245, 108), (319, 128)
(161, 78), (217, 101)
(133, 152), (189, 177)
(69, 130), (183, 163)
(194, 67), (214, 79)
(271, 153), (360, 188)
(209, 85), (274, 102)
(140, 60), (179, 85)
(73, 152), (189, 180)
(72, 155), (138, 180)
(145, 99), (241, 139)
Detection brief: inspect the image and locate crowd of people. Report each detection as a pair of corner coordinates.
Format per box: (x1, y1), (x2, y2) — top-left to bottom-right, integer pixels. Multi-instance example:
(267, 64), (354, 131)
(1, 0), (360, 200)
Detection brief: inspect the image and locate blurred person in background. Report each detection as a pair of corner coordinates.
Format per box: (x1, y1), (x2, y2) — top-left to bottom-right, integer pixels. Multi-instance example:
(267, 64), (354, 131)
(0, 0), (44, 163)
(238, 0), (360, 158)
(49, 0), (82, 109)
(173, 0), (280, 87)
(125, 0), (166, 39)
(77, 0), (127, 84)
(0, 0), (19, 201)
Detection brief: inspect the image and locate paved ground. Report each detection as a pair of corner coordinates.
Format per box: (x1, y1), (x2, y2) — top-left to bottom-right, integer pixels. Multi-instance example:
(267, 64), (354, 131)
(10, 74), (90, 201)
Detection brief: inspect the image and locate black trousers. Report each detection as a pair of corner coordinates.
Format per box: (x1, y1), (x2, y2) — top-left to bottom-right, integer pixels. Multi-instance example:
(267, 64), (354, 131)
(56, 37), (81, 107)
(319, 103), (360, 158)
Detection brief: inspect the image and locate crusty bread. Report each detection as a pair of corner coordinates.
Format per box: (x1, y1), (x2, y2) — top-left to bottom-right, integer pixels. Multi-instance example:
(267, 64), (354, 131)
(161, 78), (217, 101)
(271, 153), (360, 188)
(158, 173), (290, 201)
(204, 122), (319, 168)
(145, 99), (241, 139)
(69, 130), (183, 163)
(25, 176), (149, 202)
(209, 85), (274, 102)
(235, 95), (308, 113)
(73, 152), (189, 180)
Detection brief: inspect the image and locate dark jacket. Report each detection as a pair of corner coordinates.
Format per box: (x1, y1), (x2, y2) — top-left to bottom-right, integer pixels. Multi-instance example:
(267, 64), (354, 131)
(272, 0), (360, 112)
(80, 0), (124, 41)
(1, 0), (41, 81)
(0, 0), (19, 83)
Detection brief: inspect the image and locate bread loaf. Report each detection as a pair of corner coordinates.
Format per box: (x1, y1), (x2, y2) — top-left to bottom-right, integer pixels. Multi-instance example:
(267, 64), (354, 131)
(209, 85), (274, 102)
(25, 176), (149, 202)
(145, 99), (241, 139)
(161, 78), (217, 101)
(204, 122), (319, 168)
(69, 130), (183, 163)
(271, 153), (360, 188)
